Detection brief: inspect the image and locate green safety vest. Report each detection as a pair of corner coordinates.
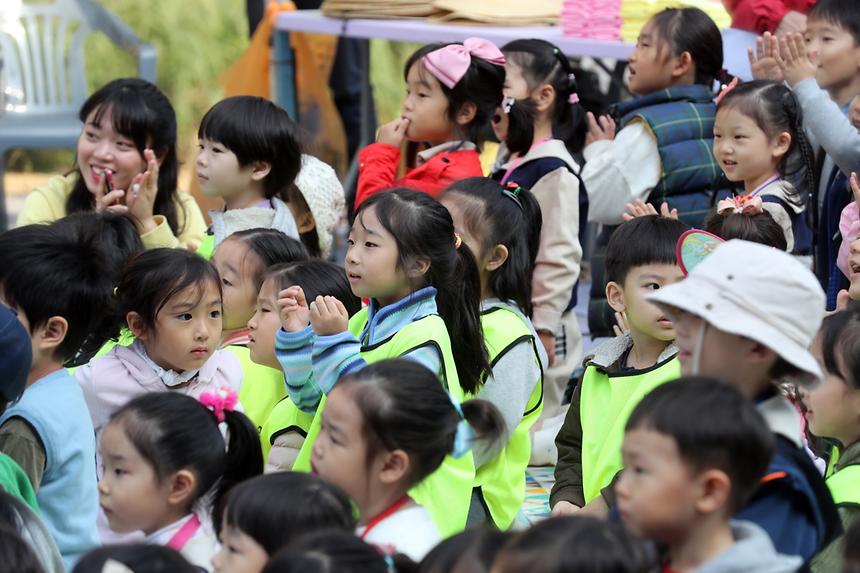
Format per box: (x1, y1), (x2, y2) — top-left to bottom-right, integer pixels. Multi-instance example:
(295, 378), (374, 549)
(473, 306), (543, 530)
(225, 345), (287, 434)
(197, 232), (215, 260)
(259, 394), (317, 462)
(826, 465), (860, 506)
(581, 356), (680, 502)
(292, 307), (474, 537)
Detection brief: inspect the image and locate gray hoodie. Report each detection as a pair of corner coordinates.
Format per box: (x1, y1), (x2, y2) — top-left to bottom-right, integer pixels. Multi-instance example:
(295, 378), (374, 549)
(694, 521), (802, 573)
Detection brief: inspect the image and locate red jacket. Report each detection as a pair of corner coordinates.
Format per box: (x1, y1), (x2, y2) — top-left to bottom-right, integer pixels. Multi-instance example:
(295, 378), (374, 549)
(723, 0), (816, 33)
(354, 142), (484, 208)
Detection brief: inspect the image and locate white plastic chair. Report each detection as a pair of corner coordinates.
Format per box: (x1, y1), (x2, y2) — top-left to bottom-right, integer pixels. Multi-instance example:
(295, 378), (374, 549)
(0, 0), (156, 230)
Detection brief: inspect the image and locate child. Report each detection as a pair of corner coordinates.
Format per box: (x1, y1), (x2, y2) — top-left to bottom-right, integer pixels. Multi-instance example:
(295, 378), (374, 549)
(73, 544), (198, 573)
(552, 215), (687, 517)
(0, 224), (115, 568)
(489, 38), (584, 422)
(582, 7), (726, 227)
(211, 229), (308, 426)
(713, 80), (814, 256)
(262, 532), (394, 573)
(440, 177), (545, 529)
(213, 472), (355, 573)
(802, 310), (860, 573)
(704, 203), (789, 251)
(194, 96), (303, 258)
(490, 516), (650, 573)
(276, 188), (490, 535)
(99, 392), (263, 570)
(648, 239), (842, 560)
(17, 78), (206, 250)
(252, 261), (361, 470)
(418, 529), (510, 573)
(618, 377), (801, 573)
(311, 360), (502, 561)
(354, 38), (505, 207)
(77, 249), (243, 445)
(288, 154), (347, 259)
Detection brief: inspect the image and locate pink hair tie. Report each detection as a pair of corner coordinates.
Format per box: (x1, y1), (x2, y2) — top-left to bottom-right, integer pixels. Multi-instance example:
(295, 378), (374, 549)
(422, 37), (505, 89)
(569, 93), (580, 104)
(715, 76), (740, 106)
(716, 195), (764, 216)
(199, 387), (238, 423)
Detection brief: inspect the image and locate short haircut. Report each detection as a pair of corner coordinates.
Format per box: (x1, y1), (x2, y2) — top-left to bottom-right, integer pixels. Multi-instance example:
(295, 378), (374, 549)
(810, 0), (860, 45)
(627, 377), (774, 513)
(704, 210), (788, 251)
(605, 215), (689, 285)
(819, 309), (860, 390)
(0, 224), (115, 362)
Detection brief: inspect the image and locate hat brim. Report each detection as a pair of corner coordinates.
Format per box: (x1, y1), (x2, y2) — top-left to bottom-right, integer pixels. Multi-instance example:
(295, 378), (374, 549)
(648, 277), (822, 382)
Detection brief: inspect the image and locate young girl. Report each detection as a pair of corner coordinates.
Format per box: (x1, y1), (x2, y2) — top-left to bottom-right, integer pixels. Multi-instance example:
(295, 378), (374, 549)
(353, 38), (505, 207)
(77, 249), (243, 448)
(211, 229), (308, 426)
(439, 177), (545, 529)
(713, 80), (814, 257)
(275, 188), (490, 536)
(251, 261), (361, 470)
(288, 154), (347, 259)
(802, 310), (860, 573)
(312, 360), (502, 561)
(262, 532), (394, 573)
(73, 545), (198, 573)
(98, 392), (262, 571)
(704, 199), (789, 251)
(18, 78), (206, 250)
(582, 7), (725, 227)
(488, 39), (583, 423)
(212, 472), (355, 573)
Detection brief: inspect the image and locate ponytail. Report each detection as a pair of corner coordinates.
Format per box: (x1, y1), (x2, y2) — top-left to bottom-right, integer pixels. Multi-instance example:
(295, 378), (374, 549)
(503, 96), (538, 156)
(212, 407), (264, 529)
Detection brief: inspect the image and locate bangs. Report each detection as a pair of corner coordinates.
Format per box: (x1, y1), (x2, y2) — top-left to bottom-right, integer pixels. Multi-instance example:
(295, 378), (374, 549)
(83, 85), (162, 155)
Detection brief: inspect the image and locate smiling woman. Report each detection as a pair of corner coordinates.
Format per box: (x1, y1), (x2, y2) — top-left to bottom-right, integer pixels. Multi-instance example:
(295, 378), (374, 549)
(16, 78), (206, 251)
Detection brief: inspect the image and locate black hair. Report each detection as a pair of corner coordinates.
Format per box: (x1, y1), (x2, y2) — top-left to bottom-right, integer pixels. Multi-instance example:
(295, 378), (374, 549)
(605, 215), (689, 285)
(338, 360), (504, 487)
(404, 43), (505, 149)
(355, 189), (490, 394)
(262, 531), (396, 573)
(109, 392), (263, 530)
(501, 39), (586, 147)
(492, 516), (651, 573)
(224, 228), (309, 290)
(500, 95), (539, 156)
(198, 96), (302, 202)
(716, 80), (815, 200)
(418, 528), (511, 573)
(73, 543), (198, 573)
(442, 177), (542, 317)
(116, 248), (221, 333)
(0, 224), (115, 362)
(809, 0), (860, 45)
(265, 261), (362, 317)
(819, 309), (860, 390)
(222, 472), (354, 554)
(286, 185), (323, 258)
(648, 7), (724, 87)
(627, 377), (774, 512)
(0, 524), (43, 573)
(68, 78), (182, 235)
(704, 210), (788, 251)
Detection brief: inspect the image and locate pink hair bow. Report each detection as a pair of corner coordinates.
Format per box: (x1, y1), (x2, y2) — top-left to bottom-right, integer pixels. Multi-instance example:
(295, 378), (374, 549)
(422, 37), (505, 89)
(199, 387), (238, 423)
(716, 195), (764, 216)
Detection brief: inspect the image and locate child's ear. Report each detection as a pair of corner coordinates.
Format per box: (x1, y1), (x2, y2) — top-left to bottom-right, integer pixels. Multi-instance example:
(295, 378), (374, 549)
(534, 84), (556, 113)
(35, 316), (68, 354)
(295, 210), (316, 234)
(405, 257), (431, 279)
(378, 449), (410, 485)
(694, 468), (731, 515)
(455, 102), (478, 127)
(771, 131), (792, 159)
(485, 244), (509, 273)
(671, 51), (694, 81)
(250, 161), (272, 182)
(166, 469), (197, 507)
(126, 311), (148, 340)
(606, 281), (626, 313)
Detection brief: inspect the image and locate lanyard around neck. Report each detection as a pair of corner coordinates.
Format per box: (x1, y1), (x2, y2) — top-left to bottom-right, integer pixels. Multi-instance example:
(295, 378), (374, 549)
(359, 495), (411, 540)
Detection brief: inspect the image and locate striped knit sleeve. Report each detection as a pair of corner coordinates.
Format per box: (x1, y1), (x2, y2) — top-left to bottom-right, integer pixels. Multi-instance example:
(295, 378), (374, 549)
(275, 326), (324, 413)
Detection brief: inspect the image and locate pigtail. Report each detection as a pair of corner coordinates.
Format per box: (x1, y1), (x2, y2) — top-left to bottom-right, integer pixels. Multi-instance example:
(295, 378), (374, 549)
(503, 97), (538, 156)
(212, 408), (264, 529)
(459, 398), (505, 452)
(781, 89), (815, 204)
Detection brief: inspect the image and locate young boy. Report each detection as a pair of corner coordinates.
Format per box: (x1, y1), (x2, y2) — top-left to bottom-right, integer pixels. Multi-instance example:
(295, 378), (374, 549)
(551, 215), (687, 516)
(0, 224), (116, 568)
(648, 239), (842, 561)
(618, 377), (802, 573)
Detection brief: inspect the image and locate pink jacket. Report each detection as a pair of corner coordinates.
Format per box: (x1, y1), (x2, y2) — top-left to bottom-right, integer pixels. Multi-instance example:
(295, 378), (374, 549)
(75, 341), (243, 439)
(837, 202), (859, 279)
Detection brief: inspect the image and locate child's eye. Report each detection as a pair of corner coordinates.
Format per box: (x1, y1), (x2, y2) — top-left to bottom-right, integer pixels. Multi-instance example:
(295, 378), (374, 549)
(213, 147), (224, 154)
(644, 283), (660, 291)
(260, 306), (271, 313)
(177, 313), (193, 321)
(222, 277), (233, 287)
(346, 238), (355, 246)
(734, 135), (746, 140)
(114, 468), (126, 477)
(364, 242), (377, 248)
(210, 310), (221, 319)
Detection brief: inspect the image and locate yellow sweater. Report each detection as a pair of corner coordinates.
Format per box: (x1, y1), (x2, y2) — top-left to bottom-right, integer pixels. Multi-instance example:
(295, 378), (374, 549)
(17, 173), (206, 250)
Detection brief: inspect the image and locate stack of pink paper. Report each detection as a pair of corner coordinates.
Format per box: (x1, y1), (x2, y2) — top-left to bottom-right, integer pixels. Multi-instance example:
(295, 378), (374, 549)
(561, 0), (623, 40)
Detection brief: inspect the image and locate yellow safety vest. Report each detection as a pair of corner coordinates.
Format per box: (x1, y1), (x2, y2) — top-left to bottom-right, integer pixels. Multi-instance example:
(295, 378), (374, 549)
(291, 307), (474, 537)
(826, 465), (860, 506)
(473, 306), (542, 530)
(225, 345), (288, 434)
(197, 233), (215, 260)
(580, 356), (680, 502)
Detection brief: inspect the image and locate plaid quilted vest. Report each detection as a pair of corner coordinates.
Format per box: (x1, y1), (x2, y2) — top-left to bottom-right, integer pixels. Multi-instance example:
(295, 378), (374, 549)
(612, 85), (722, 227)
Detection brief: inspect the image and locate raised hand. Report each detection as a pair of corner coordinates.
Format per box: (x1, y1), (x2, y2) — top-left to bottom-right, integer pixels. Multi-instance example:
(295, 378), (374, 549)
(748, 32), (783, 82)
(377, 117), (411, 148)
(585, 112), (616, 147)
(776, 32), (816, 87)
(93, 169), (127, 214)
(309, 296), (349, 336)
(277, 286), (311, 332)
(125, 148), (160, 234)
